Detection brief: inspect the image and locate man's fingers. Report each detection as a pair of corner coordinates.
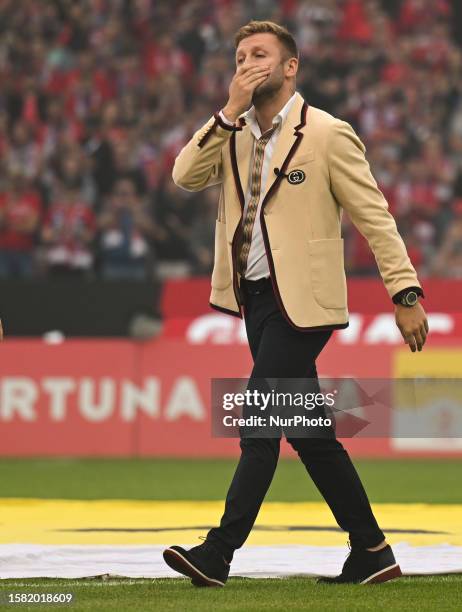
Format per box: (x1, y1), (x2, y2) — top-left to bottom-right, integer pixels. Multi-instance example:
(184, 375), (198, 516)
(236, 64), (255, 74)
(404, 327), (426, 352)
(238, 69), (271, 84)
(237, 64), (270, 75)
(424, 318), (429, 333)
(405, 334), (417, 352)
(413, 329), (424, 351)
(241, 69), (270, 84)
(420, 323), (427, 345)
(240, 73), (270, 92)
(244, 73), (270, 86)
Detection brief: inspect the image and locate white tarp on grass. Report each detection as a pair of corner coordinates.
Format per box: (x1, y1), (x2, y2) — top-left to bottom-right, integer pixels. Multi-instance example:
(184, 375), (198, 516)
(0, 543), (461, 580)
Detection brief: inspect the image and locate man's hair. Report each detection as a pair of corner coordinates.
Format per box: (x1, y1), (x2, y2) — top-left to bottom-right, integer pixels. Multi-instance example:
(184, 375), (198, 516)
(234, 20), (299, 61)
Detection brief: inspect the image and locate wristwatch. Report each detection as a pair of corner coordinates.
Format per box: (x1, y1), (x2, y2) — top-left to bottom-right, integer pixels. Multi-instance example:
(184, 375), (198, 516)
(392, 286), (424, 306)
(399, 290), (419, 307)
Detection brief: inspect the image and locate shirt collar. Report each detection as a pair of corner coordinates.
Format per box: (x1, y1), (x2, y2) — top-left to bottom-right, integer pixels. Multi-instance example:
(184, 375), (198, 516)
(244, 91), (298, 139)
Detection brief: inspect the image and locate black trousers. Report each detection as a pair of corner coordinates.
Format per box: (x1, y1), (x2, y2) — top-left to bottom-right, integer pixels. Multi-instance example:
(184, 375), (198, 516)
(206, 276), (385, 561)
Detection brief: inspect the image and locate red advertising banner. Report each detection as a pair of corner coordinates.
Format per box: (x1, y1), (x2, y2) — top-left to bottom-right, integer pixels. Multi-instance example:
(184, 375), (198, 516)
(1, 277), (461, 458)
(1, 335), (461, 458)
(161, 278), (462, 318)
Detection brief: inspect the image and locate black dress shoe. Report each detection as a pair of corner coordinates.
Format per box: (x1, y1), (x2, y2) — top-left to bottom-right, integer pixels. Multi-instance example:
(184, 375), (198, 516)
(163, 541), (230, 587)
(317, 544), (402, 585)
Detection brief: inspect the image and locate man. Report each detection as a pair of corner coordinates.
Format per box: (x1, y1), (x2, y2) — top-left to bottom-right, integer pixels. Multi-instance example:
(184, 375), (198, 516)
(163, 20), (428, 586)
(98, 177), (158, 281)
(0, 171), (41, 279)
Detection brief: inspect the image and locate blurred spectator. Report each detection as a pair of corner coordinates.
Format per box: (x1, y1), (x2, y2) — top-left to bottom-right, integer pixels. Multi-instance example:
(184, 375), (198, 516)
(5, 121), (42, 180)
(0, 172), (41, 278)
(41, 184), (95, 277)
(98, 177), (159, 280)
(91, 128), (148, 199)
(52, 152), (97, 209)
(154, 178), (198, 263)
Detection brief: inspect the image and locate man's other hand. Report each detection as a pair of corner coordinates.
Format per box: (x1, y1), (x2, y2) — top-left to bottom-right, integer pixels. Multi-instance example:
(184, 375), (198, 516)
(395, 302), (429, 352)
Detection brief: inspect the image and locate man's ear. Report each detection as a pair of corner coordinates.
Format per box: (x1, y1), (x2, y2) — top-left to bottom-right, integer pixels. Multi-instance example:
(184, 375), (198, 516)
(285, 57), (298, 77)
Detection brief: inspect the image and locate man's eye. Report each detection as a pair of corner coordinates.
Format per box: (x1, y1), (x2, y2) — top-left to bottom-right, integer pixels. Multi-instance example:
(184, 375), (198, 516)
(237, 54), (265, 63)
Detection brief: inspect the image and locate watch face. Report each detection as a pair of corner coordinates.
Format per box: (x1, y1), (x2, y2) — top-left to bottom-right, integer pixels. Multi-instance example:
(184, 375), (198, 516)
(404, 291), (418, 306)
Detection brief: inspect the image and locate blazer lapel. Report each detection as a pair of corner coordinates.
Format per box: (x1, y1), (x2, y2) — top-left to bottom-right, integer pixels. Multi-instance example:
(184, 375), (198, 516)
(262, 92), (307, 202)
(230, 91), (308, 210)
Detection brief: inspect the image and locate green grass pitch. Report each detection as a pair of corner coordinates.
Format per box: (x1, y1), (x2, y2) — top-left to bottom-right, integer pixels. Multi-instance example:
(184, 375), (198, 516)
(0, 457), (461, 611)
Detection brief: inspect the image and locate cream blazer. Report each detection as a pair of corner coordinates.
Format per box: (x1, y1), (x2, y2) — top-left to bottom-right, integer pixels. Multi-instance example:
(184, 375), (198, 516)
(172, 91), (421, 331)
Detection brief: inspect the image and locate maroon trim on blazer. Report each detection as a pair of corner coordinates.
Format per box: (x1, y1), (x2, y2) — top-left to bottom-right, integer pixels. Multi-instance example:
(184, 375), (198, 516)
(229, 130), (245, 209)
(209, 301), (243, 319)
(210, 299), (346, 330)
(261, 100), (308, 206)
(228, 115), (249, 311)
(258, 102), (349, 333)
(215, 111), (244, 132)
(229, 129), (246, 311)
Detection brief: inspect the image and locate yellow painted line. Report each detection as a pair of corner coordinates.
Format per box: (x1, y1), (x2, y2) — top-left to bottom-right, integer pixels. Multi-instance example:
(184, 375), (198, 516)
(0, 499), (460, 547)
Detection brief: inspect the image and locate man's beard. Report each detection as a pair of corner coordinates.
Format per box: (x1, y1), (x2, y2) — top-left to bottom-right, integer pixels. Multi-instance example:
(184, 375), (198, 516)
(252, 68), (284, 105)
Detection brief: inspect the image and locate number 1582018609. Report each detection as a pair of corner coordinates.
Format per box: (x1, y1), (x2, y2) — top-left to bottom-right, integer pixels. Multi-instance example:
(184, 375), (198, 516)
(1, 592), (74, 605)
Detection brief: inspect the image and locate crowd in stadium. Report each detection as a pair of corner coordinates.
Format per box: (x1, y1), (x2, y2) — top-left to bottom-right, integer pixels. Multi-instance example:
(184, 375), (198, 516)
(1, 0), (462, 281)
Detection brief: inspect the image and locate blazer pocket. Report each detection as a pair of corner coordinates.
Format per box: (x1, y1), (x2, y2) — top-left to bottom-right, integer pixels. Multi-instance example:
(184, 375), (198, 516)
(211, 219), (232, 290)
(308, 238), (347, 309)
